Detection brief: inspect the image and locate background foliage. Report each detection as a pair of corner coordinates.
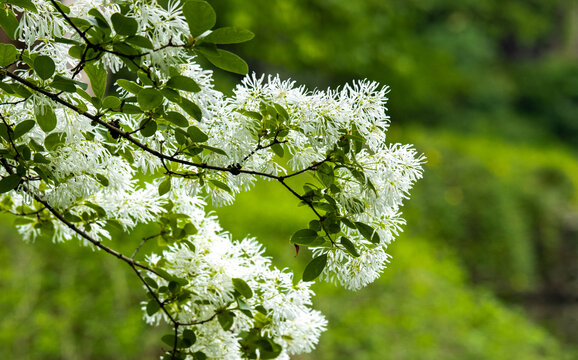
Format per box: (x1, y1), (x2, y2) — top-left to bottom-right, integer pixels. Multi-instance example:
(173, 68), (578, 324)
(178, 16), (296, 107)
(1, 0), (577, 358)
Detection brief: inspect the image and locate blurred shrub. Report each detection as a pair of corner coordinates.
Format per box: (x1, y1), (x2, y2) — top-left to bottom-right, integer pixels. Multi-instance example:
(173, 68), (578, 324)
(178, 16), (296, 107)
(0, 219), (164, 360)
(400, 127), (578, 297)
(211, 0), (578, 145)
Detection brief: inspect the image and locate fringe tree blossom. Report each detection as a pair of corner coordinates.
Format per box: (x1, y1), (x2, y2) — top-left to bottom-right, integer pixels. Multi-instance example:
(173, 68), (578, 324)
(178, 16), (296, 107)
(0, 0), (423, 358)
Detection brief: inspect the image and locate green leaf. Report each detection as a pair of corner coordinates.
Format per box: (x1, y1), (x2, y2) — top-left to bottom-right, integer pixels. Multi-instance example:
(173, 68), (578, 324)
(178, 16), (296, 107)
(178, 97), (202, 121)
(50, 75), (78, 92)
(355, 222), (380, 244)
(340, 237), (360, 257)
(35, 106), (57, 133)
(271, 143), (284, 157)
(208, 179), (232, 194)
(146, 299), (160, 316)
(125, 35), (154, 49)
(94, 173), (109, 187)
(85, 202), (106, 217)
(12, 120), (35, 140)
(303, 254), (327, 282)
(341, 217), (356, 229)
(217, 311), (235, 331)
(102, 96), (121, 109)
(236, 109), (262, 120)
(198, 48), (248, 75)
(6, 0), (37, 12)
(273, 103), (289, 120)
(158, 178), (171, 196)
(137, 88), (163, 111)
(0, 174), (21, 193)
(200, 144), (227, 156)
(186, 126), (208, 142)
(33, 153), (50, 164)
(88, 8), (110, 29)
(33, 55), (55, 80)
(182, 329), (196, 347)
(0, 43), (19, 67)
(167, 75), (201, 93)
(290, 229), (318, 246)
(317, 163), (334, 187)
(203, 27), (254, 44)
(165, 111), (189, 127)
(116, 79), (143, 94)
(139, 119), (157, 137)
(161, 334), (176, 347)
(232, 278), (253, 299)
(84, 63), (107, 99)
(111, 13), (138, 36)
(182, 0), (216, 37)
(0, 8), (19, 40)
(44, 132), (66, 151)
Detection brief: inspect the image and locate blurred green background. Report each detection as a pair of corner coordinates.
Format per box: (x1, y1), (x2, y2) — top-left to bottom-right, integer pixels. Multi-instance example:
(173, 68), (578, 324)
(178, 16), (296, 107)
(1, 0), (577, 358)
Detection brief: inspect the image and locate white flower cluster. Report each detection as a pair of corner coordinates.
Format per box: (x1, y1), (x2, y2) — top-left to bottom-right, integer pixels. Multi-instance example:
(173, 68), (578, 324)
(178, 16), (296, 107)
(146, 211), (327, 359)
(0, 0), (424, 357)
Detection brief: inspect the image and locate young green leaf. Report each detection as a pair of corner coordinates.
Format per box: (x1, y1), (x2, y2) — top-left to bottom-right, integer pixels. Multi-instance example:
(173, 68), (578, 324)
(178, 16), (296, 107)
(271, 143), (284, 158)
(161, 334), (176, 347)
(35, 106), (57, 133)
(165, 111), (189, 127)
(158, 178), (171, 196)
(317, 163), (334, 187)
(139, 119), (157, 137)
(12, 120), (35, 140)
(0, 174), (21, 193)
(186, 126), (208, 142)
(177, 97), (202, 121)
(232, 278), (253, 299)
(198, 48), (248, 75)
(44, 132), (66, 151)
(116, 79), (143, 94)
(0, 8), (19, 40)
(102, 96), (122, 109)
(50, 75), (79, 92)
(111, 13), (138, 36)
(355, 222), (380, 244)
(146, 299), (160, 316)
(167, 75), (201, 92)
(217, 311), (235, 331)
(182, 0), (216, 37)
(33, 56), (55, 80)
(8, 0), (38, 12)
(203, 27), (254, 44)
(182, 329), (196, 347)
(303, 254), (328, 282)
(125, 35), (154, 49)
(0, 43), (19, 67)
(137, 88), (163, 110)
(290, 229), (318, 246)
(84, 63), (107, 99)
(340, 237), (360, 257)
(208, 179), (232, 194)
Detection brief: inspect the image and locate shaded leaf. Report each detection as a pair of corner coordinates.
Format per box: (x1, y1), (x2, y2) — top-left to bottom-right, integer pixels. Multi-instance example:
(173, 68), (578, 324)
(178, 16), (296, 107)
(182, 0), (215, 37)
(303, 254), (327, 282)
(232, 278), (253, 299)
(204, 27), (254, 44)
(33, 56), (55, 80)
(111, 13), (138, 36)
(198, 48), (248, 75)
(0, 43), (19, 67)
(0, 174), (21, 193)
(290, 229), (317, 246)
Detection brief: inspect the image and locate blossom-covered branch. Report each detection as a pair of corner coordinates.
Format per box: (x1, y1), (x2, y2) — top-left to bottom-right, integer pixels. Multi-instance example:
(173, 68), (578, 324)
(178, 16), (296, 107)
(0, 0), (423, 358)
